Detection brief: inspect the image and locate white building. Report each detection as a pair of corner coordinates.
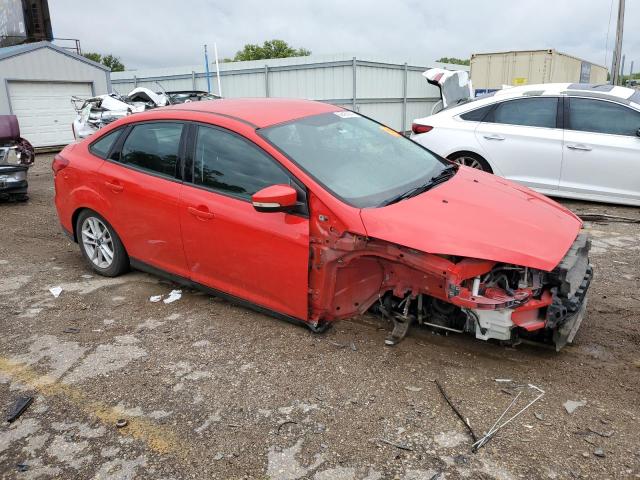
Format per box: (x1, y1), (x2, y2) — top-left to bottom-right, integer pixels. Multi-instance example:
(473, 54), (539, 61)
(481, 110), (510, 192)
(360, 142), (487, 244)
(0, 41), (111, 147)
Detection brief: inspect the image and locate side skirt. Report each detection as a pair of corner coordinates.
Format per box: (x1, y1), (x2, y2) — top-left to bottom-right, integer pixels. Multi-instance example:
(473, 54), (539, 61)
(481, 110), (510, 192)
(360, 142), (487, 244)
(129, 258), (322, 332)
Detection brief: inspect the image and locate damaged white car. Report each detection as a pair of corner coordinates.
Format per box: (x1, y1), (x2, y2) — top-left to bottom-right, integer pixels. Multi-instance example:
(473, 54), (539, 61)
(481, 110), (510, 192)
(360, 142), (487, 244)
(71, 87), (220, 139)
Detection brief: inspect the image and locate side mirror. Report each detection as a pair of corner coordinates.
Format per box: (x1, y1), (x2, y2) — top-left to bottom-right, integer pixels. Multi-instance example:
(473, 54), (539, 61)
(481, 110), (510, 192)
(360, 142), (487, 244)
(251, 184), (298, 213)
(637, 128), (640, 138)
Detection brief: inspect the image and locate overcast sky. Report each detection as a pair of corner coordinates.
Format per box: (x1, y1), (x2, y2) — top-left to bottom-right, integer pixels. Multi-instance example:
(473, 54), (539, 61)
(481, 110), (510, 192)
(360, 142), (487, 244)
(50, 0), (639, 73)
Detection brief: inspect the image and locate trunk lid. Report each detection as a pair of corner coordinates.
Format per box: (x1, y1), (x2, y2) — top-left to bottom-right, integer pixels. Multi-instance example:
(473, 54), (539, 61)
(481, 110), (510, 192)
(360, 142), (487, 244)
(424, 68), (473, 114)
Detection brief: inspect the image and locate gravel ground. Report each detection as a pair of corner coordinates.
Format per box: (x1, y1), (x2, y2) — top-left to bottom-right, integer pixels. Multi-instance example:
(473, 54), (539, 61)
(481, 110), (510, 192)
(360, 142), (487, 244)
(1, 155), (639, 480)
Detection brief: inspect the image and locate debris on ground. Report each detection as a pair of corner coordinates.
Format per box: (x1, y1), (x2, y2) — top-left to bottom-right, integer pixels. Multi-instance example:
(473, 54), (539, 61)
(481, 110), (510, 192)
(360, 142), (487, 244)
(374, 438), (413, 451)
(534, 412), (545, 421)
(277, 421), (297, 434)
(48, 286), (62, 298)
(405, 386), (423, 392)
(434, 379), (478, 443)
(563, 400), (587, 414)
(6, 396), (33, 423)
(473, 384), (545, 452)
(594, 448), (606, 458)
(62, 327), (80, 334)
(163, 290), (182, 304)
(116, 419), (128, 428)
(149, 290), (182, 304)
(588, 427), (614, 438)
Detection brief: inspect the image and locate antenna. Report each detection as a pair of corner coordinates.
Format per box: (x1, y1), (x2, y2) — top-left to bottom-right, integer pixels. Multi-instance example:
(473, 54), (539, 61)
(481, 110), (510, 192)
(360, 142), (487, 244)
(204, 44), (212, 93)
(610, 0), (625, 85)
(214, 42), (222, 97)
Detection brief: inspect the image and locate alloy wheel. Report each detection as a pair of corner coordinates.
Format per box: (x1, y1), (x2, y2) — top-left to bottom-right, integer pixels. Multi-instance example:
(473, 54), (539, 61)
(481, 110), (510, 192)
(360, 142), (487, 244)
(454, 156), (484, 170)
(81, 217), (115, 269)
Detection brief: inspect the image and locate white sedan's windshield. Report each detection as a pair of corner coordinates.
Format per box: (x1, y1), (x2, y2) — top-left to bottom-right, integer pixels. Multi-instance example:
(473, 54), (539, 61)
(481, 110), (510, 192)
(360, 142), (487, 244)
(260, 112), (447, 208)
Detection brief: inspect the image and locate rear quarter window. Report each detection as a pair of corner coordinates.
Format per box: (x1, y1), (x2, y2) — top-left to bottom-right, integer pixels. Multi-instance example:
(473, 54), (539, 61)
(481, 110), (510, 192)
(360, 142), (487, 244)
(459, 104), (493, 121)
(89, 129), (122, 159)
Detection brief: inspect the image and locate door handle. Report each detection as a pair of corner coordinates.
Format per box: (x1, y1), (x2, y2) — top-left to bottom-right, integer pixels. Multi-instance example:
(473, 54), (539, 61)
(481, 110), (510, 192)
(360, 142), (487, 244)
(188, 206), (215, 220)
(567, 144), (592, 151)
(483, 134), (505, 141)
(105, 181), (124, 193)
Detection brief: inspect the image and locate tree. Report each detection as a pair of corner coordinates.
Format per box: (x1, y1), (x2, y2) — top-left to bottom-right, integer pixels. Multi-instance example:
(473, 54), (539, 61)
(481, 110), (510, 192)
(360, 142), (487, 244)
(436, 57), (470, 66)
(82, 52), (125, 72)
(101, 54), (125, 72)
(233, 40), (311, 62)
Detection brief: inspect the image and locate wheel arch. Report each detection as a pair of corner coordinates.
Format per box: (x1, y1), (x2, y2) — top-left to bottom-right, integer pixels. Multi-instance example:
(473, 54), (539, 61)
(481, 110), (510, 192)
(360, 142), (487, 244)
(71, 206), (119, 245)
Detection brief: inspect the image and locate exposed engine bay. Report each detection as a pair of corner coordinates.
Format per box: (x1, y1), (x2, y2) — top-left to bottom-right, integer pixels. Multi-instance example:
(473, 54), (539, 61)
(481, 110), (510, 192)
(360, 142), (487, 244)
(307, 193), (592, 350)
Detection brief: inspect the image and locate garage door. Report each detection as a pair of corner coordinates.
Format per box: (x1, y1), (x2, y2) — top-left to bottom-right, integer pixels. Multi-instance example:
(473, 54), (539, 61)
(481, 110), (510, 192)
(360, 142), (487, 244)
(8, 81), (93, 147)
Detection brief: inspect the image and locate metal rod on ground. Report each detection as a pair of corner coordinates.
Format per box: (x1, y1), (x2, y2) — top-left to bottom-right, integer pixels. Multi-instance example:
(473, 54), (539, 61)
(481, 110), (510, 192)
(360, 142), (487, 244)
(434, 379), (478, 443)
(473, 384), (545, 451)
(472, 391), (522, 451)
(214, 42), (222, 97)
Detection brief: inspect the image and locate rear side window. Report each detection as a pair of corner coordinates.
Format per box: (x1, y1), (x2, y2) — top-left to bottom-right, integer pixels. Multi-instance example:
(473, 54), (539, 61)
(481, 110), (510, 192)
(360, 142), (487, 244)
(460, 104), (493, 122)
(89, 129), (121, 158)
(489, 97), (558, 128)
(194, 126), (291, 200)
(568, 98), (640, 136)
(120, 123), (183, 177)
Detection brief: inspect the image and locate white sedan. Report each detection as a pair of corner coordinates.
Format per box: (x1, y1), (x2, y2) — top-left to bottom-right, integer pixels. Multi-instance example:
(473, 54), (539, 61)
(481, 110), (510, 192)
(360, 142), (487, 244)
(411, 82), (640, 206)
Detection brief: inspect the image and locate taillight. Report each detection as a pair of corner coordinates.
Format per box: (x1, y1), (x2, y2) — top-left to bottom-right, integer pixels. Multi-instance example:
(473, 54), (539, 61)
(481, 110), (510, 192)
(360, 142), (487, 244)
(412, 123), (433, 134)
(52, 155), (69, 175)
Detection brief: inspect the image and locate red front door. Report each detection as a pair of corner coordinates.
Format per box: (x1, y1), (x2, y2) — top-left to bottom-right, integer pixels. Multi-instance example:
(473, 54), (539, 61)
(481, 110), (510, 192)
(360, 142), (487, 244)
(179, 124), (309, 319)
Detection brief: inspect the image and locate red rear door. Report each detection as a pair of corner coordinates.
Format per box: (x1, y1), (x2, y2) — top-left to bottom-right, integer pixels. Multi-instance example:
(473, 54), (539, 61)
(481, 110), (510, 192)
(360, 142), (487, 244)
(179, 124), (309, 319)
(97, 121), (190, 277)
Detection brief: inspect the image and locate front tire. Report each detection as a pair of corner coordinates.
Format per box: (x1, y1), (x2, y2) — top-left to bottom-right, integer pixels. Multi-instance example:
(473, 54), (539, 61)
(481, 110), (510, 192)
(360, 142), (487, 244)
(448, 152), (492, 173)
(76, 210), (129, 277)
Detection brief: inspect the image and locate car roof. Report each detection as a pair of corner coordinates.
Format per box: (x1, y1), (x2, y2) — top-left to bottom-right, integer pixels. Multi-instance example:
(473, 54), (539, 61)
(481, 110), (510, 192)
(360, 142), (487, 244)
(487, 83), (640, 107)
(161, 98), (342, 128)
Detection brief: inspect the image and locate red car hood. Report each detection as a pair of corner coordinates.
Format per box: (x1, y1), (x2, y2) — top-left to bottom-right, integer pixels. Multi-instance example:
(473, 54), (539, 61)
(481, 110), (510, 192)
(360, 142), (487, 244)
(359, 167), (582, 271)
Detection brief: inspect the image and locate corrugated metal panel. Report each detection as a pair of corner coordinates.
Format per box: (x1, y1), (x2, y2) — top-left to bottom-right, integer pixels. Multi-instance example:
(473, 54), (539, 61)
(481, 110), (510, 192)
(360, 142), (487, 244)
(111, 56), (450, 131)
(269, 66), (352, 100)
(356, 65), (403, 98)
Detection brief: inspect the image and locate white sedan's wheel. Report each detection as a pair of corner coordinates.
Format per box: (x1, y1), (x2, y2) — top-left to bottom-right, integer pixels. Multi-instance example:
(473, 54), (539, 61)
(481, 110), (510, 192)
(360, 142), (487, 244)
(454, 156), (484, 169)
(449, 153), (492, 173)
(81, 216), (115, 269)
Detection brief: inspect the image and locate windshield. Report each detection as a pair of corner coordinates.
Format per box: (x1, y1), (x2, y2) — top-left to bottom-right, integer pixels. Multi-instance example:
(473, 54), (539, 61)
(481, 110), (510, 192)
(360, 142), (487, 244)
(260, 112), (448, 208)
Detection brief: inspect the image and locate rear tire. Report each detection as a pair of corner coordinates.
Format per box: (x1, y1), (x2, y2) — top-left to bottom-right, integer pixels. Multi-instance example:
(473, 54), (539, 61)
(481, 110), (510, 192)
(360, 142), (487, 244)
(76, 210), (129, 277)
(448, 152), (492, 173)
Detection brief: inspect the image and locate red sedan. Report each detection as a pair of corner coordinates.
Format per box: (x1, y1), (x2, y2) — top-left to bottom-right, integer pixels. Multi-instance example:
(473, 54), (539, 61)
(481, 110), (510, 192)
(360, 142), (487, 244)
(53, 98), (592, 350)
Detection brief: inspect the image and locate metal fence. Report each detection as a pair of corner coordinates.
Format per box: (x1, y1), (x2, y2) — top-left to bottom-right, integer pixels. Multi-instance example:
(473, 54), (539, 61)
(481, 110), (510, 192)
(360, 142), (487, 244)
(111, 55), (466, 132)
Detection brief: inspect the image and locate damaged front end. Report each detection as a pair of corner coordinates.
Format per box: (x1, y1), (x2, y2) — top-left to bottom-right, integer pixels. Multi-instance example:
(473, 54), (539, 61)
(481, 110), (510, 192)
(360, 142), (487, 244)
(1, 115), (34, 201)
(308, 196), (592, 351)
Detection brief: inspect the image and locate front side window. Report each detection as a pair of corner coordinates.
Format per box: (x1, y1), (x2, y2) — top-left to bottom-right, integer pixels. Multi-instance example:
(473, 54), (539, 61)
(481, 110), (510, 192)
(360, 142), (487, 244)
(568, 98), (640, 136)
(89, 128), (121, 158)
(260, 112), (448, 208)
(194, 126), (291, 200)
(489, 97), (558, 128)
(120, 122), (183, 177)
